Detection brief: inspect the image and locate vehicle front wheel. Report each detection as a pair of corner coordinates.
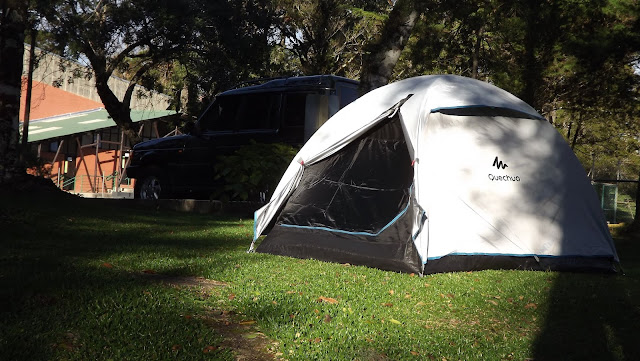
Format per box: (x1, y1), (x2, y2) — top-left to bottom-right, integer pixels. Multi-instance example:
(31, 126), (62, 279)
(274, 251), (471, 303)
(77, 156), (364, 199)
(136, 175), (163, 200)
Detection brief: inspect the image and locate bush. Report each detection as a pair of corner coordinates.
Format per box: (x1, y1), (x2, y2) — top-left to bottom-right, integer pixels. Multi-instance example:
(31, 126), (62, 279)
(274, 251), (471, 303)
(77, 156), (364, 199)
(213, 142), (298, 202)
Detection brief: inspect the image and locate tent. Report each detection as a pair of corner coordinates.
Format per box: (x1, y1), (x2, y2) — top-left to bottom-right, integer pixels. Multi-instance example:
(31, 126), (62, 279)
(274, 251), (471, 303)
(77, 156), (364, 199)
(250, 75), (619, 274)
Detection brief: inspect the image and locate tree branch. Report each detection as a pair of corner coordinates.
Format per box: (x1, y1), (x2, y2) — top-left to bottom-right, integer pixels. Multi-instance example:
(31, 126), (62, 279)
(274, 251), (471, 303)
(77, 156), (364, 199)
(122, 62), (154, 108)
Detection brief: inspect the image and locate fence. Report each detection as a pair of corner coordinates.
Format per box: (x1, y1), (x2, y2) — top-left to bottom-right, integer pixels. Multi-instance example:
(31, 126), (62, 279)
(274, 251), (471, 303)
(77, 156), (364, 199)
(592, 182), (618, 223)
(50, 172), (133, 195)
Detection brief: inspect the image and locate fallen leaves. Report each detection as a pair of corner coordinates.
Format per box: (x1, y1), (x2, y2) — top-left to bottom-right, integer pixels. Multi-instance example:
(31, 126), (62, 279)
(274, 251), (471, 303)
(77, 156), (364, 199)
(54, 332), (81, 352)
(317, 296), (338, 304)
(202, 345), (218, 353)
(524, 303), (538, 309)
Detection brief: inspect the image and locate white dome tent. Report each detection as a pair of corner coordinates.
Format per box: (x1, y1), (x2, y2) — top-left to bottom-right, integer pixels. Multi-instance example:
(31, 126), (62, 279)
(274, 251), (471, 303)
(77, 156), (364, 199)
(251, 75), (619, 274)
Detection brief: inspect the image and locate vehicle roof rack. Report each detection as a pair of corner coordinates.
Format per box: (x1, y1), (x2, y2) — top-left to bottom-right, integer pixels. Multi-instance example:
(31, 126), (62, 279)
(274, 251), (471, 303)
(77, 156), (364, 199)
(231, 76), (290, 89)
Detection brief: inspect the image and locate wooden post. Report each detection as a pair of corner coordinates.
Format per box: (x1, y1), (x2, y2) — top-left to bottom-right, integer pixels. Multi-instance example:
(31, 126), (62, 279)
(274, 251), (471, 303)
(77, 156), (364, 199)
(77, 137), (93, 193)
(94, 133), (100, 194)
(153, 121), (160, 139)
(50, 139), (64, 167)
(118, 156), (132, 189)
(632, 171), (640, 231)
(115, 130), (125, 190)
(50, 139), (65, 186)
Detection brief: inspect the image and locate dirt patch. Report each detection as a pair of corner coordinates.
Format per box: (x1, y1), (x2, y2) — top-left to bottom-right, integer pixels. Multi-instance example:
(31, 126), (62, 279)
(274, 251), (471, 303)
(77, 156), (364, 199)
(139, 273), (278, 361)
(200, 308), (278, 361)
(137, 273), (229, 289)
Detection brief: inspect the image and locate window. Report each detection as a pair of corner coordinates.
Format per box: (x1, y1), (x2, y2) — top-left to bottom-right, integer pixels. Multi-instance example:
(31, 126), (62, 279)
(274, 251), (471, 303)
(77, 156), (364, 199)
(282, 93), (307, 127)
(200, 93), (281, 132)
(338, 84), (359, 108)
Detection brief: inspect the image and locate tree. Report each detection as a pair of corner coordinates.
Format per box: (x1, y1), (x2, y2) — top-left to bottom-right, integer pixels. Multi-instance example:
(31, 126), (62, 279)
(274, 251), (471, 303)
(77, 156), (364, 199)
(175, 0), (278, 116)
(35, 0), (201, 143)
(545, 0), (640, 156)
(272, 0), (385, 79)
(395, 1), (514, 82)
(0, 0), (27, 184)
(359, 0), (420, 93)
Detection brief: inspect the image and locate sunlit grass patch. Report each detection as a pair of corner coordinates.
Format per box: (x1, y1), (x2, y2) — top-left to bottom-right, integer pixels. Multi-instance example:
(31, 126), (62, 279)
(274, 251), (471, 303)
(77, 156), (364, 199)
(1, 190), (639, 360)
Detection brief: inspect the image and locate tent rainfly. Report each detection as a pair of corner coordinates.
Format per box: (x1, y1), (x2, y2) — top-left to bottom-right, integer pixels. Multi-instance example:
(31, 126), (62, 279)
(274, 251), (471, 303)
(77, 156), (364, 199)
(251, 75), (619, 275)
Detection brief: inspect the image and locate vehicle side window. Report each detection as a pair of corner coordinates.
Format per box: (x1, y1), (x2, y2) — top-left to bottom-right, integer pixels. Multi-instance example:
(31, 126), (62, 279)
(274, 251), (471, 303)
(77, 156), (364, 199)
(282, 93), (307, 128)
(338, 84), (359, 108)
(199, 93), (280, 132)
(199, 96), (237, 132)
(237, 93), (280, 130)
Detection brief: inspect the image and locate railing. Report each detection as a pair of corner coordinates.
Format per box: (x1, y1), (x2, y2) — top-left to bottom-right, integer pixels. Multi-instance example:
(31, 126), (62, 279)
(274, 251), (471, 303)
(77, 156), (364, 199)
(50, 172), (133, 195)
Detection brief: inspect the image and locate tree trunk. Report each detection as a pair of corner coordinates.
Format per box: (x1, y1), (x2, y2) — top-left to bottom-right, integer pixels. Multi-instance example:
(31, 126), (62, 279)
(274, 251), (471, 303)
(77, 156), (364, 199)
(21, 27), (36, 152)
(570, 113), (583, 150)
(359, 0), (419, 94)
(471, 26), (484, 79)
(94, 73), (141, 145)
(0, 1), (27, 184)
(521, 0), (544, 109)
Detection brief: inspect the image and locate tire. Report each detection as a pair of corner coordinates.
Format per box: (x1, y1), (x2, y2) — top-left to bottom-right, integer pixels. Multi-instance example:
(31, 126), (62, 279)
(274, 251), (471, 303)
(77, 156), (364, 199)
(135, 174), (163, 200)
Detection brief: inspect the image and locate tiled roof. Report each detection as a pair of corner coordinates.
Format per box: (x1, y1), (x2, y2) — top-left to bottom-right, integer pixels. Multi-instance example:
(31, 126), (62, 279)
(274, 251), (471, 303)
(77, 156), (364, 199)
(20, 80), (104, 120)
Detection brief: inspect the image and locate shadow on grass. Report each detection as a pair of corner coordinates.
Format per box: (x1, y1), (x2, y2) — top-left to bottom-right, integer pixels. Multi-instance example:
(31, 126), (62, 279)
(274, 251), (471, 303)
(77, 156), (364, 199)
(532, 239), (640, 361)
(0, 259), (229, 361)
(0, 191), (252, 360)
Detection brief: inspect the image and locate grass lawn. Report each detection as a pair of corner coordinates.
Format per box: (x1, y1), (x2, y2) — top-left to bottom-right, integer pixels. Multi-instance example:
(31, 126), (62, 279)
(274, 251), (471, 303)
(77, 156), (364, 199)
(1, 189), (640, 361)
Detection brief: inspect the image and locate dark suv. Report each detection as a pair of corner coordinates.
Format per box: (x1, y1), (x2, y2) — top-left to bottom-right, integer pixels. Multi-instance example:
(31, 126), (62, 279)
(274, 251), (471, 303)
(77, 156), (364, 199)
(127, 75), (359, 199)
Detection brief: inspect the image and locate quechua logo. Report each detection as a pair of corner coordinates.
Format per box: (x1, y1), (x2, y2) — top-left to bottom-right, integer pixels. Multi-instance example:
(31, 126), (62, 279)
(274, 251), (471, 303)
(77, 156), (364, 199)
(493, 156), (508, 169)
(488, 156), (520, 182)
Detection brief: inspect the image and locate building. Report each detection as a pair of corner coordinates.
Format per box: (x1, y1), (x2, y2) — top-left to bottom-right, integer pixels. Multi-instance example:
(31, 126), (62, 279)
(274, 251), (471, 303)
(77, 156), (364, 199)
(20, 45), (180, 197)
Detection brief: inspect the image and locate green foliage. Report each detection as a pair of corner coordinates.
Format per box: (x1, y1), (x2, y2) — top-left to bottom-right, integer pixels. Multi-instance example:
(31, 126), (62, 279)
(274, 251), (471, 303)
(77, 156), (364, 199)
(271, 0), (387, 78)
(213, 142), (298, 202)
(177, 0), (278, 114)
